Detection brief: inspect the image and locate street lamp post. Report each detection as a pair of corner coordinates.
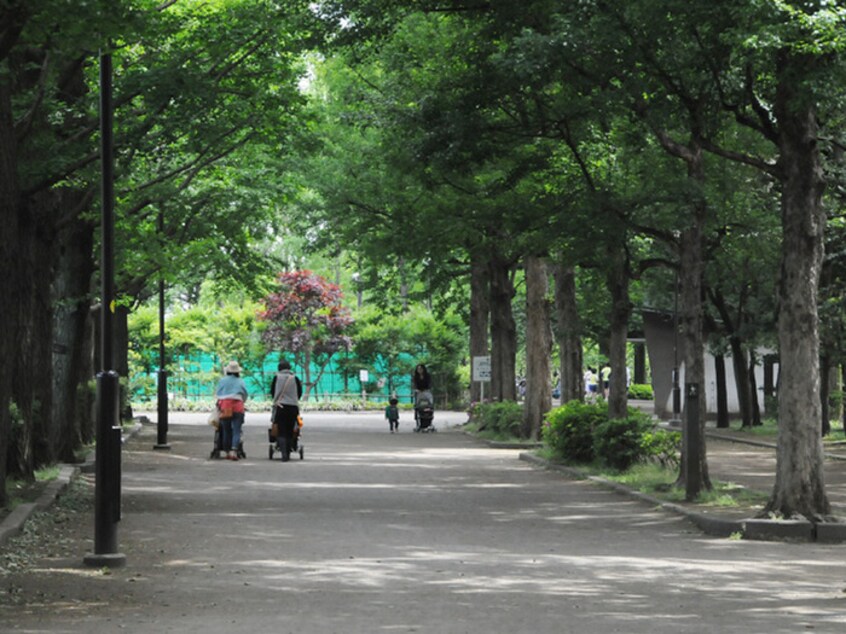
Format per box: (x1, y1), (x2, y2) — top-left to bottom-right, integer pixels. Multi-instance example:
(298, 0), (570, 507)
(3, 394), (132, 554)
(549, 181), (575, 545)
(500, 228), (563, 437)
(154, 208), (170, 450)
(84, 51), (125, 568)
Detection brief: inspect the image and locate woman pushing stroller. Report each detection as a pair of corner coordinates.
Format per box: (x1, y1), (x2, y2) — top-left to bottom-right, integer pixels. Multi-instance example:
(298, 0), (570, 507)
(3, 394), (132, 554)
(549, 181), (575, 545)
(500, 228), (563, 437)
(270, 360), (303, 461)
(411, 363), (435, 432)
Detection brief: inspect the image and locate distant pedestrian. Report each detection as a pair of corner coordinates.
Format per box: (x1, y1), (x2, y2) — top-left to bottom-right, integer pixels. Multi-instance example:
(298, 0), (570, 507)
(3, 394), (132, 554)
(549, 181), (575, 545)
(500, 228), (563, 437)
(270, 360), (303, 462)
(385, 397), (400, 433)
(600, 364), (611, 398)
(585, 367), (598, 399)
(215, 361), (249, 461)
(412, 363), (433, 426)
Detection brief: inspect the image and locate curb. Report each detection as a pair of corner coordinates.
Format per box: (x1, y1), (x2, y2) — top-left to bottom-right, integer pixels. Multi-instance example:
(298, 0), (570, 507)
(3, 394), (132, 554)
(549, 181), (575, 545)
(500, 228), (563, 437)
(0, 422), (143, 549)
(0, 464), (75, 548)
(518, 452), (846, 543)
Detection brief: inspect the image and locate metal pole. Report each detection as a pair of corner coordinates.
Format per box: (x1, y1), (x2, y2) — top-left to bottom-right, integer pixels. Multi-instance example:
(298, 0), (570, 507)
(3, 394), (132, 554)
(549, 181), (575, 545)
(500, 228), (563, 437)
(155, 209), (170, 450)
(84, 51), (125, 568)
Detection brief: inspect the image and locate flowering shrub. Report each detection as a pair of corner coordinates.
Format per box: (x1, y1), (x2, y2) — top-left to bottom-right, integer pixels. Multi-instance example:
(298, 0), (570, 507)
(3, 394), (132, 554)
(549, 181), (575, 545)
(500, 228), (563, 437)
(259, 270), (353, 399)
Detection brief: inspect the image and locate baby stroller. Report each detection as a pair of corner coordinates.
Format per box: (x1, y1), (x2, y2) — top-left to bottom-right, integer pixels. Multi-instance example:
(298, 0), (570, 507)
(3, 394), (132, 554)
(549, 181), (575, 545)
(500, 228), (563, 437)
(414, 390), (436, 433)
(268, 416), (305, 460)
(210, 423), (246, 460)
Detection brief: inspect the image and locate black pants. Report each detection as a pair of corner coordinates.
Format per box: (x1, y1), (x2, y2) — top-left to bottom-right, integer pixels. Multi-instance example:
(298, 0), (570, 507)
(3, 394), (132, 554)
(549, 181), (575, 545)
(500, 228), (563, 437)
(273, 404), (299, 458)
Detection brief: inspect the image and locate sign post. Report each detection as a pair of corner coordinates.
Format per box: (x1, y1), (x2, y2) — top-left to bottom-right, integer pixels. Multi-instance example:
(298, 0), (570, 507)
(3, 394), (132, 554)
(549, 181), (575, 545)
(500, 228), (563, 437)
(473, 356), (491, 401)
(359, 369), (369, 405)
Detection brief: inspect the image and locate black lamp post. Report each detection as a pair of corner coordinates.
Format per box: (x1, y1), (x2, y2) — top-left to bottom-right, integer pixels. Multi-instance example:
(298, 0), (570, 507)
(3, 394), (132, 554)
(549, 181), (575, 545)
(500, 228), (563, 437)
(84, 51), (125, 568)
(154, 208), (170, 450)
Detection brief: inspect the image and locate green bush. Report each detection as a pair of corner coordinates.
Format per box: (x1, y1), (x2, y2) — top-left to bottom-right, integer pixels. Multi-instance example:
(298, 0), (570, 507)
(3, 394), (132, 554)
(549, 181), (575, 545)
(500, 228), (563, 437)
(543, 400), (607, 463)
(592, 411), (653, 471)
(627, 383), (654, 400)
(641, 429), (681, 469)
(470, 401), (524, 438)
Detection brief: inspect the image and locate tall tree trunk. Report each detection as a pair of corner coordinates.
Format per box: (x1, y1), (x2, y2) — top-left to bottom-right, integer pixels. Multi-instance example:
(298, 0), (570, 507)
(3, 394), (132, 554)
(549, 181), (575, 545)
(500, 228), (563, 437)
(605, 247), (630, 421)
(469, 250), (490, 403)
(633, 342), (646, 385)
(115, 304), (133, 421)
(842, 364), (846, 437)
(748, 349), (761, 427)
(714, 354), (730, 429)
(552, 262), (583, 403)
(0, 77), (19, 503)
(765, 51), (829, 520)
(12, 190), (58, 474)
(522, 256), (552, 440)
(52, 216), (96, 462)
(489, 251), (516, 402)
(731, 340), (753, 428)
(819, 354), (831, 437)
(676, 146), (710, 495)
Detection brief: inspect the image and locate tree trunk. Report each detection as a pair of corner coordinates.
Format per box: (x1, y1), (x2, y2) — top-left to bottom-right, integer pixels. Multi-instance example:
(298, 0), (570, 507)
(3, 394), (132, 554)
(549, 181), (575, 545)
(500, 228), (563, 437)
(730, 340), (753, 428)
(12, 189), (59, 475)
(748, 349), (761, 427)
(522, 256), (552, 440)
(52, 216), (96, 462)
(605, 248), (630, 421)
(489, 251), (517, 402)
(842, 364), (846, 437)
(819, 355), (831, 436)
(0, 77), (19, 504)
(115, 304), (133, 421)
(714, 354), (730, 429)
(633, 342), (646, 385)
(676, 146), (710, 496)
(552, 262), (583, 403)
(765, 51), (830, 520)
(469, 250), (490, 403)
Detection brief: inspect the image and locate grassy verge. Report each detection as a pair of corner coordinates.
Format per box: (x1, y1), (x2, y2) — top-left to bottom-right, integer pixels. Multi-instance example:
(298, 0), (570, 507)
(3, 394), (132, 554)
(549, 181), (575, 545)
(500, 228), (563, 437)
(3, 465), (61, 514)
(462, 421), (529, 444)
(533, 450), (768, 513)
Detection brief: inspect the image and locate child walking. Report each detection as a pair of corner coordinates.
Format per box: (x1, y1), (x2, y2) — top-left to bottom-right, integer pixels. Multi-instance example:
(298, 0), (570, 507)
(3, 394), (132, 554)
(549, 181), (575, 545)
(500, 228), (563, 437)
(385, 397), (400, 433)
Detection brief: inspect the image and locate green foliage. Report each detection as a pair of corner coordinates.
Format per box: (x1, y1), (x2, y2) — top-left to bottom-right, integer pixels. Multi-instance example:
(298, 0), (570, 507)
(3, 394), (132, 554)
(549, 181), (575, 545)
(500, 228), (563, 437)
(592, 412), (653, 472)
(543, 400), (607, 463)
(469, 401), (523, 439)
(641, 429), (682, 470)
(544, 400), (674, 471)
(627, 383), (654, 400)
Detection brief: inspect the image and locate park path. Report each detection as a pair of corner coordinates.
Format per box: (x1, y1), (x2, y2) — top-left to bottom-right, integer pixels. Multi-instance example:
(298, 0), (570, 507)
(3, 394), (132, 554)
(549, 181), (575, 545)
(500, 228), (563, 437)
(2, 411), (846, 633)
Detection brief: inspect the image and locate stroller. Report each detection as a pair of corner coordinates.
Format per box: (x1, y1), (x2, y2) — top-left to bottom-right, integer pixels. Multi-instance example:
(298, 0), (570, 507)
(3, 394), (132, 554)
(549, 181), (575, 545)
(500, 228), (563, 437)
(210, 422), (246, 460)
(268, 415), (305, 460)
(414, 390), (436, 433)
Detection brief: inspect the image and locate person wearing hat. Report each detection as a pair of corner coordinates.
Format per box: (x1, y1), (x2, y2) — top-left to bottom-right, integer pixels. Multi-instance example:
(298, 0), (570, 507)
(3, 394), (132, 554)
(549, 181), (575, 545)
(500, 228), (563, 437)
(215, 360), (249, 460)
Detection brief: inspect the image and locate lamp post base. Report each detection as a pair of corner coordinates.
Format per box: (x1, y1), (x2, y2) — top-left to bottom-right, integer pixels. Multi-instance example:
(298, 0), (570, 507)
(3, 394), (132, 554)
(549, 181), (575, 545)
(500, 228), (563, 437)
(83, 551), (126, 569)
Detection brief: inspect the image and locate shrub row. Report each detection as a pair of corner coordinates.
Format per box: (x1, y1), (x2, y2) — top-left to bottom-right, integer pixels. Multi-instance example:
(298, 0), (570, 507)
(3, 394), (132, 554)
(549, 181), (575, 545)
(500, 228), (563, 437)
(468, 401), (523, 438)
(543, 400), (680, 471)
(627, 383), (654, 400)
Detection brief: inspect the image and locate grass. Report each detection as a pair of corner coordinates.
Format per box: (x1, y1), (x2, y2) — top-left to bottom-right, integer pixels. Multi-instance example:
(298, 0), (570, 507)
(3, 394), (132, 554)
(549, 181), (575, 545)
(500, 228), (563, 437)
(3, 465), (61, 513)
(534, 452), (769, 512)
(463, 421), (531, 444)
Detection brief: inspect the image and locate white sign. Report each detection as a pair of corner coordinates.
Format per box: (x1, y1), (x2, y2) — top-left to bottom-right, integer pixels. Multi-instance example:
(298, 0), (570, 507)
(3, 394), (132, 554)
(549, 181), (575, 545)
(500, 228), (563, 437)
(359, 369), (369, 383)
(473, 356), (491, 382)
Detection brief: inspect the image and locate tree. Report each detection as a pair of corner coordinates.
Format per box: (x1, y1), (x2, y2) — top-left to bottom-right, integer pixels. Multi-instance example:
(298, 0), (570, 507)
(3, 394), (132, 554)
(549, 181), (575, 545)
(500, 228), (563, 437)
(259, 270), (354, 399)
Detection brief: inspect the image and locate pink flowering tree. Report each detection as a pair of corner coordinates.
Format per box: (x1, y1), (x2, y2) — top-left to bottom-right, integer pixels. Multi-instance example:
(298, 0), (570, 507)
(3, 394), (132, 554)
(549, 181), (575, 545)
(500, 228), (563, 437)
(259, 270), (354, 400)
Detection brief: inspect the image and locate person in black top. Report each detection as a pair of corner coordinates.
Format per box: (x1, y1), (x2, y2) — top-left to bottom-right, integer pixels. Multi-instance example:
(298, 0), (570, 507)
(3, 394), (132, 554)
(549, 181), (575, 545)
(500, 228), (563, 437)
(412, 363), (431, 392)
(270, 360), (303, 461)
